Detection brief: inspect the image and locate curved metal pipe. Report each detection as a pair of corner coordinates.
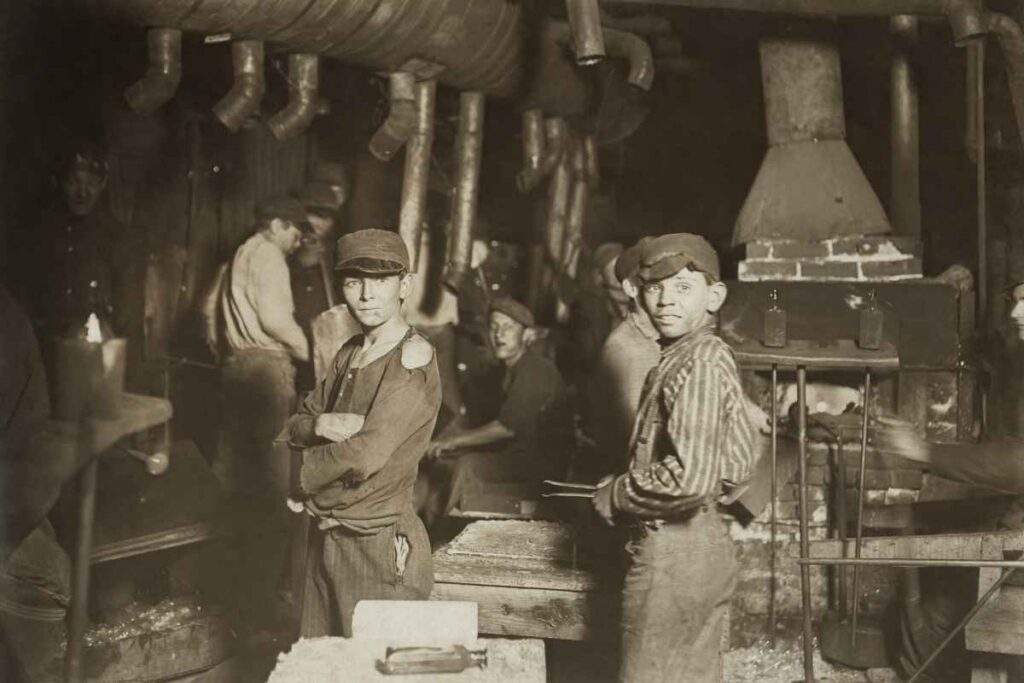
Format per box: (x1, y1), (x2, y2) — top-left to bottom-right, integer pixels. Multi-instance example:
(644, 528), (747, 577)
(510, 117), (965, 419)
(445, 92), (486, 292)
(603, 27), (655, 90)
(213, 40), (265, 132)
(517, 109), (546, 193)
(268, 54), (319, 141)
(124, 28), (181, 114)
(567, 0), (606, 65)
(398, 79), (436, 269)
(370, 72), (418, 162)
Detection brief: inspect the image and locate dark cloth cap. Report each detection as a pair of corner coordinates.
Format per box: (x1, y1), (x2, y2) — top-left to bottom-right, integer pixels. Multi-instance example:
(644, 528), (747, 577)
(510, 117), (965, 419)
(66, 143), (109, 177)
(335, 228), (409, 274)
(489, 297), (535, 328)
(639, 233), (720, 283)
(615, 237), (651, 283)
(256, 196), (312, 230)
(299, 181), (343, 211)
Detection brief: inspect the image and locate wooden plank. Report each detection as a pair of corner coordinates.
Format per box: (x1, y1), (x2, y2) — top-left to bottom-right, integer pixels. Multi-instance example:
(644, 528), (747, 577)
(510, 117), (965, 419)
(433, 552), (607, 592)
(91, 521), (224, 563)
(732, 339), (899, 371)
(429, 583), (617, 642)
(806, 531), (1023, 561)
(966, 601), (1024, 655)
(445, 520), (578, 562)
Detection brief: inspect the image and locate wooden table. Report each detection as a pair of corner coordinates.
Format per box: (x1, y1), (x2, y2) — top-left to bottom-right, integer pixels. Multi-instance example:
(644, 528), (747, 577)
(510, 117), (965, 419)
(50, 393), (173, 682)
(430, 520), (619, 642)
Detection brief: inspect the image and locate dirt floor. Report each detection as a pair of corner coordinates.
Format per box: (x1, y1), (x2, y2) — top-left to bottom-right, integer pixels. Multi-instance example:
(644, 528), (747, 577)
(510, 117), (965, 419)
(723, 640), (876, 683)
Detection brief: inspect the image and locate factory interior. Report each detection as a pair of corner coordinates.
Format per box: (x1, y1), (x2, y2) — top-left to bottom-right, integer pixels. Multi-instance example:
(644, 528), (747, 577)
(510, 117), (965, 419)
(2, 0), (1024, 681)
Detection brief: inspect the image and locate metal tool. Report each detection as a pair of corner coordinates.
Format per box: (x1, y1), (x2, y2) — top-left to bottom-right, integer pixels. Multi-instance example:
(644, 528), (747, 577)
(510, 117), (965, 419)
(377, 645), (487, 675)
(851, 369), (872, 646)
(769, 363), (778, 648)
(542, 480), (597, 499)
(796, 365), (815, 682)
(125, 448), (170, 475)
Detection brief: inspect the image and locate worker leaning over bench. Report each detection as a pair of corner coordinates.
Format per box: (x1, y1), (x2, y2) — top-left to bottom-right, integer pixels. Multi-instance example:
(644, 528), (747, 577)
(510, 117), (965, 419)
(284, 228), (441, 638)
(591, 233), (758, 683)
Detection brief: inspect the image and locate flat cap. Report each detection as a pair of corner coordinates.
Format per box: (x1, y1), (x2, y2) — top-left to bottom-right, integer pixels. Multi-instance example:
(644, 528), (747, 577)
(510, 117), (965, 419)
(639, 233), (720, 283)
(615, 237), (650, 284)
(299, 181), (344, 211)
(255, 196), (311, 229)
(335, 228), (410, 275)
(489, 297), (535, 328)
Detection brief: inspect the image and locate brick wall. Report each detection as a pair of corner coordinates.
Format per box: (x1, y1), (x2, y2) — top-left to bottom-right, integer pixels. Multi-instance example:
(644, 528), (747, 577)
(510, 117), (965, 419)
(738, 235), (922, 282)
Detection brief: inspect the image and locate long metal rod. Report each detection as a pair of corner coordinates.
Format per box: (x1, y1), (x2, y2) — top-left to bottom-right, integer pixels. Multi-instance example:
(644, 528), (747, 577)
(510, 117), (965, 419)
(834, 438), (848, 620)
(398, 79), (436, 269)
(66, 458), (98, 682)
(796, 365), (815, 682)
(851, 368), (872, 644)
(801, 558), (1024, 569)
(908, 569), (1016, 683)
(975, 39), (988, 328)
(769, 364), (778, 649)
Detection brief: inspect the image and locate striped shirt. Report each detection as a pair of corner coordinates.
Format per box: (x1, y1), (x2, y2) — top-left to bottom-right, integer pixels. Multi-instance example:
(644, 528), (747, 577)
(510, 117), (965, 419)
(613, 321), (757, 518)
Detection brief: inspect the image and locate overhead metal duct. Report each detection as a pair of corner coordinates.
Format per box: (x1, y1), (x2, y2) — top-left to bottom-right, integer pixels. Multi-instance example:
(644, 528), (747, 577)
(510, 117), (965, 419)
(567, 0), (606, 65)
(733, 28), (890, 245)
(213, 40), (265, 131)
(445, 92), (486, 291)
(370, 72), (418, 162)
(267, 53), (319, 140)
(124, 27), (181, 114)
(398, 79), (436, 268)
(86, 0), (524, 97)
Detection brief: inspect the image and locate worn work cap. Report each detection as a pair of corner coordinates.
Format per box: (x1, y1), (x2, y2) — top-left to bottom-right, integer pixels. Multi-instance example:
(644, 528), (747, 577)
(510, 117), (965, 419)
(489, 297), (535, 328)
(256, 196), (312, 230)
(335, 228), (409, 275)
(615, 237), (651, 283)
(639, 233), (720, 283)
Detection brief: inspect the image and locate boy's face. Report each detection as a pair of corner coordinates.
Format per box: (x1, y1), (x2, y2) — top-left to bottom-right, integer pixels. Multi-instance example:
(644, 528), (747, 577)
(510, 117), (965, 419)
(341, 273), (410, 329)
(63, 167), (107, 216)
(640, 266), (726, 340)
(489, 310), (527, 362)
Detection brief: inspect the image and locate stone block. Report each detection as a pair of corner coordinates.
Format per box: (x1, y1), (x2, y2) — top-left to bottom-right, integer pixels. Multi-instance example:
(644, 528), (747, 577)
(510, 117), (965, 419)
(771, 240), (831, 259)
(860, 257), (923, 280)
(745, 241), (773, 259)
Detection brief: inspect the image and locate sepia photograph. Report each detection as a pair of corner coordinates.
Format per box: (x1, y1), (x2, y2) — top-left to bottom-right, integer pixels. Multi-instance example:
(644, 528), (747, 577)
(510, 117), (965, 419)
(1, 1), (1023, 681)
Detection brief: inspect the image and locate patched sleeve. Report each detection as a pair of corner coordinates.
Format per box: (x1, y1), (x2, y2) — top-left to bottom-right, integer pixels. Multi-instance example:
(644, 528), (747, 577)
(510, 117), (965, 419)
(299, 360), (440, 494)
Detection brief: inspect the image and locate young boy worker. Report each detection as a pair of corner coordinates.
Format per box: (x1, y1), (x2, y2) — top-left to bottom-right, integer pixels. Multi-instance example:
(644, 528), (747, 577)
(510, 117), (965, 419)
(592, 233), (758, 682)
(284, 228), (442, 638)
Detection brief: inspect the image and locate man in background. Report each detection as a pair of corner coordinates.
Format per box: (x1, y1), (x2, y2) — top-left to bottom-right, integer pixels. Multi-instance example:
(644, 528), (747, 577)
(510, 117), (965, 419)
(213, 196), (311, 632)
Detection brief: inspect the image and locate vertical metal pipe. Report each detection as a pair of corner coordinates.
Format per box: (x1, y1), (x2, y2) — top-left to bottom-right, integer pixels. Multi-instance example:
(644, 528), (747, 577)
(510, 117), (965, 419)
(566, 0), (606, 65)
(796, 366), (815, 682)
(66, 459), (98, 683)
(544, 156), (572, 316)
(517, 109), (546, 193)
(769, 364), (779, 649)
(891, 16), (921, 240)
(445, 92), (486, 291)
(557, 141), (589, 323)
(835, 438), (849, 620)
(399, 79), (436, 269)
(851, 368), (872, 644)
(975, 40), (988, 328)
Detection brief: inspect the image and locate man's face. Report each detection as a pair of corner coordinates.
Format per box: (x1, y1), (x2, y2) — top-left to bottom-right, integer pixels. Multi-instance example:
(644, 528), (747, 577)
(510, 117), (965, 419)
(489, 310), (527, 362)
(341, 273), (410, 329)
(1010, 284), (1024, 341)
(63, 168), (107, 216)
(640, 267), (726, 340)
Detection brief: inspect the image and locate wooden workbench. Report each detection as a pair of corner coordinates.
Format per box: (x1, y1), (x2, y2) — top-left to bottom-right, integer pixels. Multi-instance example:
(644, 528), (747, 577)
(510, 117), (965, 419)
(430, 520), (619, 642)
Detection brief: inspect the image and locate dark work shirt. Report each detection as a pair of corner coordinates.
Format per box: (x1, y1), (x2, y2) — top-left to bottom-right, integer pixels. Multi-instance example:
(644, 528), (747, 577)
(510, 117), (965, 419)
(497, 349), (571, 455)
(287, 330), (442, 534)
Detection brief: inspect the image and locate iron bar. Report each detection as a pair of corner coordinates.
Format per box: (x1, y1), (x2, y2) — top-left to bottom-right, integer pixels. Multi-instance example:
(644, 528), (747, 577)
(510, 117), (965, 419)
(851, 368), (872, 645)
(398, 79), (436, 268)
(891, 15), (921, 240)
(801, 558), (1024, 569)
(796, 365), (815, 682)
(907, 568), (1016, 682)
(769, 363), (778, 648)
(835, 438), (848, 620)
(974, 39), (988, 329)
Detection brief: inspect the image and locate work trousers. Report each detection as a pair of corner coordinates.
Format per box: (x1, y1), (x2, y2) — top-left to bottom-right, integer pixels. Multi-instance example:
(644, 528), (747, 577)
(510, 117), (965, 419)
(0, 520), (70, 682)
(301, 506), (433, 638)
(619, 506), (736, 683)
(215, 350), (295, 627)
